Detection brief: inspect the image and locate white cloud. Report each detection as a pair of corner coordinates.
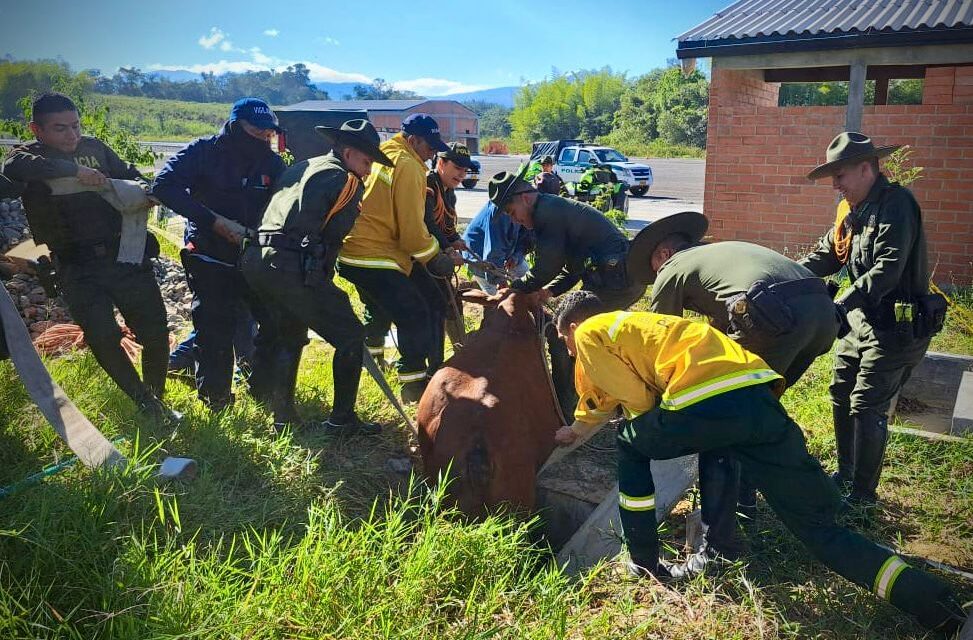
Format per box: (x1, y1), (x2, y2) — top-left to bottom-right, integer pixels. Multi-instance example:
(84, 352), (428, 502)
(198, 27), (226, 50)
(393, 77), (488, 96)
(219, 40), (235, 52)
(149, 47), (371, 84)
(263, 28), (279, 37)
(324, 37), (340, 46)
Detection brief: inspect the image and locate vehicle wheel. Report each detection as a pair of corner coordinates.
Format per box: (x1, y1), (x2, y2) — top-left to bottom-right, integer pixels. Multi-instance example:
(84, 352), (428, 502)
(629, 186), (648, 197)
(461, 179), (478, 190)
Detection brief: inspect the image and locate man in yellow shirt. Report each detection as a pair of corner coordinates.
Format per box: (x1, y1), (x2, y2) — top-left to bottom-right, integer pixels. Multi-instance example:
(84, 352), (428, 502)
(337, 114), (457, 403)
(551, 290), (966, 635)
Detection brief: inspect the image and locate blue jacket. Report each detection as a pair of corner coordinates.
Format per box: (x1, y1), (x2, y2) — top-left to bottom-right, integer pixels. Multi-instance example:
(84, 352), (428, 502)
(462, 202), (532, 283)
(153, 122), (286, 264)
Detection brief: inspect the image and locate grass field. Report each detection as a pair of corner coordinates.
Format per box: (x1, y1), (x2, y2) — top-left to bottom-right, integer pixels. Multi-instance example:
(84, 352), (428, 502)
(1, 260), (971, 638)
(92, 94), (232, 141)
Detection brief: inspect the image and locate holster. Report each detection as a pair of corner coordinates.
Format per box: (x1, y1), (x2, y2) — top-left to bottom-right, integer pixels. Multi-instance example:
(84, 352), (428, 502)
(33, 255), (61, 298)
(727, 278), (828, 338)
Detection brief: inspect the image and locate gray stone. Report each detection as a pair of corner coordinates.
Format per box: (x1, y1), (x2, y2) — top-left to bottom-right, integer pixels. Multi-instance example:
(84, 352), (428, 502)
(951, 371), (973, 437)
(900, 351), (973, 412)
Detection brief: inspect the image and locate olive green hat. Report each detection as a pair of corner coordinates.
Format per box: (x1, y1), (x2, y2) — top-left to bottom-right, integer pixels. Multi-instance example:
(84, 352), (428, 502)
(807, 131), (901, 181)
(626, 210), (709, 285)
(315, 119), (393, 167)
(488, 170), (534, 208)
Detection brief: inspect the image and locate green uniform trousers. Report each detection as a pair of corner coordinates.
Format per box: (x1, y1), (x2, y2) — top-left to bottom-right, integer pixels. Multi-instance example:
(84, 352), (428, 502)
(617, 383), (960, 631)
(57, 257), (168, 404)
(831, 308), (930, 416)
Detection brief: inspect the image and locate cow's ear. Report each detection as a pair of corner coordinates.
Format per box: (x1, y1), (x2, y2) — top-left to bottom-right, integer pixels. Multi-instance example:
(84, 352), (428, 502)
(461, 289), (499, 307)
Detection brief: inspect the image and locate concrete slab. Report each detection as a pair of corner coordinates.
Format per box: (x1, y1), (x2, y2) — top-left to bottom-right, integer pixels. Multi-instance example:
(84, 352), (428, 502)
(951, 371), (973, 436)
(900, 351), (973, 412)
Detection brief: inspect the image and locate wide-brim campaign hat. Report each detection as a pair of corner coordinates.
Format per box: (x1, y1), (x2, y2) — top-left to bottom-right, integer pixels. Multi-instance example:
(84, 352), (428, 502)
(488, 170), (534, 209)
(438, 142), (476, 170)
(315, 119), (393, 167)
(807, 131), (901, 181)
(627, 210), (708, 285)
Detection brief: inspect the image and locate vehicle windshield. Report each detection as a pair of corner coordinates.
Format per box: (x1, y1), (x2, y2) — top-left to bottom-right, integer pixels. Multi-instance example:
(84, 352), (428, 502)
(594, 149), (628, 163)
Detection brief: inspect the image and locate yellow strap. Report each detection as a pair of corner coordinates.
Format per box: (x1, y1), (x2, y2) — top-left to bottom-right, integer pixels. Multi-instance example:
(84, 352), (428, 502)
(321, 174), (359, 231)
(833, 199), (852, 264)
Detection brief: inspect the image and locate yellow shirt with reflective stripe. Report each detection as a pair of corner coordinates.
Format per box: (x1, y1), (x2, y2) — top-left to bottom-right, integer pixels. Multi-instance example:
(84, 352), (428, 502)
(338, 133), (439, 275)
(573, 311), (781, 425)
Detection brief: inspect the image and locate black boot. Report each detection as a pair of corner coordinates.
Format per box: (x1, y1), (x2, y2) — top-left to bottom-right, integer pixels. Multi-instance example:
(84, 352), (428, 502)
(271, 347), (305, 429)
(626, 542), (672, 581)
(698, 452), (747, 559)
(849, 410), (888, 505)
(141, 335), (170, 402)
(832, 405), (855, 491)
(325, 343), (378, 436)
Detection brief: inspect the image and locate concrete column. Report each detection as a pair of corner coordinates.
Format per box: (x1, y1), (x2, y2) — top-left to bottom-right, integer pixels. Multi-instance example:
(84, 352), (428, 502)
(845, 60), (867, 132)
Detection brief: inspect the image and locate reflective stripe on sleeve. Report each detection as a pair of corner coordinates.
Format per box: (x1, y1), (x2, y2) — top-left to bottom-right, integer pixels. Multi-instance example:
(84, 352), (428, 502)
(660, 369), (780, 410)
(873, 556), (909, 600)
(619, 492), (655, 512)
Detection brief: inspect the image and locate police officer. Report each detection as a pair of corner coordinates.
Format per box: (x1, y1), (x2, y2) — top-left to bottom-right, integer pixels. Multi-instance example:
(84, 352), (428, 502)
(488, 170), (645, 418)
(552, 290), (968, 637)
(636, 210), (840, 572)
(533, 155), (564, 195)
(487, 170), (643, 310)
(1, 93), (173, 422)
(153, 98), (286, 411)
(337, 114), (457, 403)
(799, 132), (945, 506)
(241, 120), (392, 433)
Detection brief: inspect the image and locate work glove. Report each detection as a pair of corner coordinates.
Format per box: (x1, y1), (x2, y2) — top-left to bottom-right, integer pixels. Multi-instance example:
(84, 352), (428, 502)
(425, 252), (455, 278)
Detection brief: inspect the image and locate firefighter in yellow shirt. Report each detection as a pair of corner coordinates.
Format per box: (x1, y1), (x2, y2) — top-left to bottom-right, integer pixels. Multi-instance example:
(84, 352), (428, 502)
(337, 114), (457, 403)
(551, 290), (967, 635)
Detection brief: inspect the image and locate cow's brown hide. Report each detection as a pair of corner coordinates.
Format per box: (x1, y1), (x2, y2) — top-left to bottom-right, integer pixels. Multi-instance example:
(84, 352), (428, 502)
(416, 291), (560, 517)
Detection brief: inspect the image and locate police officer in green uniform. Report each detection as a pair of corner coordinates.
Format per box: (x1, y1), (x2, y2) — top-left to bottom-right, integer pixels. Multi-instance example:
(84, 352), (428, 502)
(800, 132), (945, 506)
(240, 119), (393, 434)
(635, 210), (840, 572)
(488, 170), (645, 418)
(1, 93), (173, 422)
(552, 290), (968, 637)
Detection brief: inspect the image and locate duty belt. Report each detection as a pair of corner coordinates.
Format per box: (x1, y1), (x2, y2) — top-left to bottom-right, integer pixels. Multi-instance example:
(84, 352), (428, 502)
(257, 232), (307, 252)
(56, 237), (121, 264)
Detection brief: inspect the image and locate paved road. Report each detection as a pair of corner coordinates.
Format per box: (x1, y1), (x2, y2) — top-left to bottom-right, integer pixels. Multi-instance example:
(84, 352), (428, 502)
(456, 155), (705, 230)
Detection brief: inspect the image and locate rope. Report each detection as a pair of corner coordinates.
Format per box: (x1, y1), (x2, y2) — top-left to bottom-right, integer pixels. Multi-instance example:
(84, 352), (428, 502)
(833, 199), (853, 265)
(536, 310), (568, 427)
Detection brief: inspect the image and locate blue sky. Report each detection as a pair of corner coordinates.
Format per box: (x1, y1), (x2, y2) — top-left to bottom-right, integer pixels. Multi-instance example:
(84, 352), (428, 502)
(0, 0), (728, 95)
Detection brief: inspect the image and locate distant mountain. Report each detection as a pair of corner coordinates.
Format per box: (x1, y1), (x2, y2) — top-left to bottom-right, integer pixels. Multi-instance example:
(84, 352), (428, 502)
(312, 82), (367, 100)
(433, 86), (519, 108)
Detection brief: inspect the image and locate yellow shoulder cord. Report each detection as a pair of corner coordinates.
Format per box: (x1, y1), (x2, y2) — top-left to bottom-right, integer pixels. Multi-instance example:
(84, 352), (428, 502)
(320, 174), (359, 231)
(833, 198), (853, 264)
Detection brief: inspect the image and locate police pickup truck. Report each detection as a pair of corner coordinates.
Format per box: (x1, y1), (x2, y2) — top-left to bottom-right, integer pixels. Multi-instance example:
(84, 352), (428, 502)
(532, 140), (653, 197)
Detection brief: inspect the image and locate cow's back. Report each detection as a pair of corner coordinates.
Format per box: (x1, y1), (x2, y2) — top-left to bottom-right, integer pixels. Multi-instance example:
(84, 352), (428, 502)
(417, 325), (559, 516)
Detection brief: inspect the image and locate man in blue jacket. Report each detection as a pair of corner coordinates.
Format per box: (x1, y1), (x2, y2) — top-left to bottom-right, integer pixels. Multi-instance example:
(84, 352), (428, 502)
(462, 201), (531, 295)
(153, 98), (286, 411)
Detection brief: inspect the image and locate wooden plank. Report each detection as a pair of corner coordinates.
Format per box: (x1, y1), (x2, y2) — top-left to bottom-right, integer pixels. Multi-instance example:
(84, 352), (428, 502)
(713, 43), (973, 71)
(764, 65), (925, 83)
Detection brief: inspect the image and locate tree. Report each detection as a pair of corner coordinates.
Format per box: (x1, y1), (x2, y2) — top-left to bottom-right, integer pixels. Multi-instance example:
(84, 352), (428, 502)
(479, 105), (512, 138)
(351, 78), (421, 100)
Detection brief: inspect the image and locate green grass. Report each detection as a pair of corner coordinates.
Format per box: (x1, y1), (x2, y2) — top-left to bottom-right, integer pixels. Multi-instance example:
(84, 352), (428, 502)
(0, 284), (971, 639)
(92, 94), (232, 142)
(930, 286), (973, 356)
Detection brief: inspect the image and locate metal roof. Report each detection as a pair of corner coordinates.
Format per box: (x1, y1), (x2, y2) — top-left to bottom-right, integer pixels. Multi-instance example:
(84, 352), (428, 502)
(678, 0), (973, 42)
(279, 99), (474, 113)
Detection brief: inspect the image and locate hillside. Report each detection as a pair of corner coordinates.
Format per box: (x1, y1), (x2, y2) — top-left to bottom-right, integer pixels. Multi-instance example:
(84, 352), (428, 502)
(93, 94), (232, 141)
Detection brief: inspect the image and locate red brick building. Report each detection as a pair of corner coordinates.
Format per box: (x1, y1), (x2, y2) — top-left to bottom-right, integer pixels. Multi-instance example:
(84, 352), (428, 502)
(282, 99), (479, 153)
(677, 0), (973, 285)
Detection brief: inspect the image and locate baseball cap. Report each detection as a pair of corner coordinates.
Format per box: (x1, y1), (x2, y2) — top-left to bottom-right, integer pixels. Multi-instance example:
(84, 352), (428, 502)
(438, 142), (476, 170)
(401, 113), (449, 152)
(229, 98), (281, 132)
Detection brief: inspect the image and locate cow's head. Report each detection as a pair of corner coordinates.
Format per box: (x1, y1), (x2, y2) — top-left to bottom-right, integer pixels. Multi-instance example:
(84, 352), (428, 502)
(461, 290), (543, 335)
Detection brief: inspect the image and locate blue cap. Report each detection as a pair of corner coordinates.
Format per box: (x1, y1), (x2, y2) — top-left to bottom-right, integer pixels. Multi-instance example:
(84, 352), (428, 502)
(229, 97), (281, 132)
(401, 113), (448, 152)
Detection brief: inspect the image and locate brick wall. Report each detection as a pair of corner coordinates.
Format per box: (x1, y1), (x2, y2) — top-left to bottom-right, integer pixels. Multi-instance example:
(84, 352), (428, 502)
(706, 65), (973, 284)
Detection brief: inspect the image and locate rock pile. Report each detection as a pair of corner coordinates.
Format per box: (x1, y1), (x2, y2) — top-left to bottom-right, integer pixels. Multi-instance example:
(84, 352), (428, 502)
(153, 256), (192, 329)
(0, 198), (29, 252)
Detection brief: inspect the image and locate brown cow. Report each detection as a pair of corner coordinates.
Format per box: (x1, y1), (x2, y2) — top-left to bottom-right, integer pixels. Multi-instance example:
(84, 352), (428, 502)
(416, 290), (560, 517)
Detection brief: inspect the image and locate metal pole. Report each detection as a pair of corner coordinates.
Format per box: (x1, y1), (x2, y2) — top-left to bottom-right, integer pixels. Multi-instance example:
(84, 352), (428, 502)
(845, 60), (867, 132)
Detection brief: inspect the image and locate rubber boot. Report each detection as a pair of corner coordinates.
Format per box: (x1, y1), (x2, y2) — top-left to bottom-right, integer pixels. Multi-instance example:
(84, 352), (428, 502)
(832, 405), (855, 492)
(270, 347), (305, 429)
(626, 542), (672, 581)
(691, 451), (746, 576)
(247, 343), (279, 407)
(849, 410), (888, 505)
(400, 376), (428, 404)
